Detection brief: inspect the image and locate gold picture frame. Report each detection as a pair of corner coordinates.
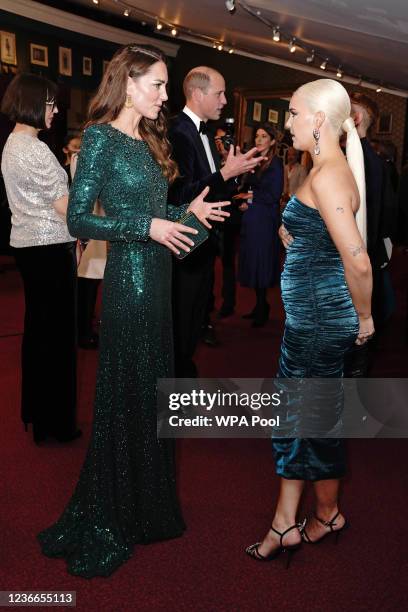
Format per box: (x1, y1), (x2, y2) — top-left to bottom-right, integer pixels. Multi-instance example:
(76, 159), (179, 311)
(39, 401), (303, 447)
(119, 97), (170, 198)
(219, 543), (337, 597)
(268, 109), (279, 124)
(59, 46), (72, 76)
(0, 31), (17, 65)
(30, 43), (48, 67)
(82, 56), (92, 76)
(253, 101), (262, 122)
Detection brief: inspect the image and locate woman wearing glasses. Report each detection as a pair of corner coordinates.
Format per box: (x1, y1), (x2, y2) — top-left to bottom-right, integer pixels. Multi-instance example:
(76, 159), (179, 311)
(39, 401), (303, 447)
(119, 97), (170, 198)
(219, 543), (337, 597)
(1, 73), (80, 444)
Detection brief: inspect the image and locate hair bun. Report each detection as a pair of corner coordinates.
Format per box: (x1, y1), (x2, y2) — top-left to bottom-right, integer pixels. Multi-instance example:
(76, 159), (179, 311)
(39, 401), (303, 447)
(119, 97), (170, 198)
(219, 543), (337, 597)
(342, 117), (355, 133)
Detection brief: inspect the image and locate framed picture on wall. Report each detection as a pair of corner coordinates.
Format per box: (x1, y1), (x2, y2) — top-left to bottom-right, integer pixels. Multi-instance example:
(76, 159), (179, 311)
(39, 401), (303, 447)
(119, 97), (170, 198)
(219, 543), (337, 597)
(0, 31), (17, 65)
(284, 111), (290, 127)
(377, 112), (393, 135)
(30, 43), (48, 67)
(253, 101), (262, 122)
(83, 56), (92, 76)
(59, 47), (72, 76)
(268, 109), (279, 124)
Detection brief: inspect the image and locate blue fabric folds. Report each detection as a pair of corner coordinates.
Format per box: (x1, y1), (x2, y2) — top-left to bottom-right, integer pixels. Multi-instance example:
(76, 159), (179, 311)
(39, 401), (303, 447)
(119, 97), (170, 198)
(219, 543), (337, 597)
(272, 196), (359, 481)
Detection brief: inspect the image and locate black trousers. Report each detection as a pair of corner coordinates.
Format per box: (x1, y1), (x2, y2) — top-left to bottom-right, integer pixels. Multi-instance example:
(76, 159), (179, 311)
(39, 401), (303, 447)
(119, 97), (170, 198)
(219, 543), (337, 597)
(220, 222), (240, 311)
(14, 242), (78, 435)
(172, 241), (216, 377)
(78, 277), (101, 340)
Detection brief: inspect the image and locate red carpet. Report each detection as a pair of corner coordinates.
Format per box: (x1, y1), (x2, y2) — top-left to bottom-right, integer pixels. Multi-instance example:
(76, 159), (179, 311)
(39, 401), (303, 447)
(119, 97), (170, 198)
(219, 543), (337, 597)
(0, 251), (407, 611)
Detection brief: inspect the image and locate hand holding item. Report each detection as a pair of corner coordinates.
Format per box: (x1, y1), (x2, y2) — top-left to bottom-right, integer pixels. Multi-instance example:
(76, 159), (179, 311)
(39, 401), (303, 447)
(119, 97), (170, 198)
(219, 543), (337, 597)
(187, 186), (230, 229)
(279, 224), (294, 248)
(355, 314), (375, 345)
(149, 218), (198, 256)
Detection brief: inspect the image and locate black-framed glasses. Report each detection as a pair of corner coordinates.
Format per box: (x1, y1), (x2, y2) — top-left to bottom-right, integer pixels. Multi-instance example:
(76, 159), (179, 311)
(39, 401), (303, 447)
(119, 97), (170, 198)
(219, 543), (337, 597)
(45, 99), (56, 111)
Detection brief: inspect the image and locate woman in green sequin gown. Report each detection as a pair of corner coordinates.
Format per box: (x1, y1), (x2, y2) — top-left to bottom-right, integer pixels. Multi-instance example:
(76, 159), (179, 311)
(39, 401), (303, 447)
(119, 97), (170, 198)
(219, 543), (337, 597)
(38, 45), (229, 578)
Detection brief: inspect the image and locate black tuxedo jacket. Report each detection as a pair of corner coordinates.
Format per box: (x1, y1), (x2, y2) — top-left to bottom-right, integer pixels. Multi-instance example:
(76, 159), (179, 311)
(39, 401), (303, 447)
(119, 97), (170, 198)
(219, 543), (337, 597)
(167, 112), (230, 206)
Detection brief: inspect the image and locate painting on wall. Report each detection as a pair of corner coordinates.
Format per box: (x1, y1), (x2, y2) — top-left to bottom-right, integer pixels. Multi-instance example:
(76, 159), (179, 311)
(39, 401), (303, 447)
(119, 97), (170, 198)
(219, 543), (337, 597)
(30, 43), (48, 67)
(0, 31), (17, 65)
(267, 109), (279, 124)
(82, 56), (92, 76)
(253, 101), (262, 122)
(377, 112), (393, 135)
(59, 46), (72, 76)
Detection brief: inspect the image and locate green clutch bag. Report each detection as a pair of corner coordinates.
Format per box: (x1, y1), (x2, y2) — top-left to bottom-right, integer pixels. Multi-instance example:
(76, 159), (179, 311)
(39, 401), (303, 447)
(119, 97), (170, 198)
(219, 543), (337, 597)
(174, 211), (209, 260)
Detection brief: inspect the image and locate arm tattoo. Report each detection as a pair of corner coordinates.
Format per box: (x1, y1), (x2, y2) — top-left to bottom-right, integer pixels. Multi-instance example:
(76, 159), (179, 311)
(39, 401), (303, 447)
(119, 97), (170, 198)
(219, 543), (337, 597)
(336, 207), (344, 213)
(348, 243), (367, 257)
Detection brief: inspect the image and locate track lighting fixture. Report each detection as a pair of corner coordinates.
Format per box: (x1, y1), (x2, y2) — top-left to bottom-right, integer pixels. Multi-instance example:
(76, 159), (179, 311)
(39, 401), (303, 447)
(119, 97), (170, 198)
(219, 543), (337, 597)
(225, 0), (236, 14)
(306, 50), (315, 64)
(272, 27), (280, 42)
(289, 38), (296, 53)
(320, 59), (327, 70)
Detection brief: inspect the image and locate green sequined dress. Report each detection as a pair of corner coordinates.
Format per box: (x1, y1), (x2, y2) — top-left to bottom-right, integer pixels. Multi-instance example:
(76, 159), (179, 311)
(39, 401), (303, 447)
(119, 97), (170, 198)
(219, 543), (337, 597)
(38, 124), (186, 578)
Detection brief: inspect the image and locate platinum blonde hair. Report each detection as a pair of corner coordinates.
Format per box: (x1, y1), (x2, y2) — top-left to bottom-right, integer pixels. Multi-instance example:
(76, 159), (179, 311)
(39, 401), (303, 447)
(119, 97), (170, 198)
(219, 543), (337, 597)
(296, 79), (366, 244)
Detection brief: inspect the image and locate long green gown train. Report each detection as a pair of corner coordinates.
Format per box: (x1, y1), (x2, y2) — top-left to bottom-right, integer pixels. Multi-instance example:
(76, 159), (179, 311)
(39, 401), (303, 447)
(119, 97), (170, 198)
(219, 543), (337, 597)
(272, 195), (359, 480)
(38, 124), (186, 577)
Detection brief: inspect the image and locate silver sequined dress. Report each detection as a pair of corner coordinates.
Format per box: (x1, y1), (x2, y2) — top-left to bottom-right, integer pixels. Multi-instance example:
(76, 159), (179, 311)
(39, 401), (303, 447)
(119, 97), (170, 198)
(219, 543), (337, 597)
(38, 124), (186, 577)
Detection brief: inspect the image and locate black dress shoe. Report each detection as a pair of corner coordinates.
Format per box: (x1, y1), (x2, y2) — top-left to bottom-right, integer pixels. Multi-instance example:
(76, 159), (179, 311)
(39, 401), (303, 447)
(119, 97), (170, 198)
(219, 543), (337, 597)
(201, 324), (219, 347)
(217, 306), (234, 319)
(252, 304), (270, 328)
(242, 308), (256, 319)
(33, 423), (48, 445)
(53, 429), (82, 443)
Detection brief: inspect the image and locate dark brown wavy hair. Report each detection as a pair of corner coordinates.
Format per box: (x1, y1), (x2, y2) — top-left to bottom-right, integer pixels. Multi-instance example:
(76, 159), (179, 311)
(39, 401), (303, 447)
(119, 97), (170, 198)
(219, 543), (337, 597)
(255, 124), (277, 176)
(85, 44), (178, 183)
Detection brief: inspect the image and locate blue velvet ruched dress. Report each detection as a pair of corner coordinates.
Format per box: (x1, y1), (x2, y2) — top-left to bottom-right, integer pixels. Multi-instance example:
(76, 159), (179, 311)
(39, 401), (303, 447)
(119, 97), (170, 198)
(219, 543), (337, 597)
(272, 195), (359, 481)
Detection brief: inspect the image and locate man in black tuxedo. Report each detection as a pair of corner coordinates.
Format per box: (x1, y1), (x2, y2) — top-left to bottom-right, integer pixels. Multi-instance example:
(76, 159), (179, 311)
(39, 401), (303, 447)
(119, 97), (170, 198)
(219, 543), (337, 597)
(168, 66), (261, 376)
(344, 92), (395, 376)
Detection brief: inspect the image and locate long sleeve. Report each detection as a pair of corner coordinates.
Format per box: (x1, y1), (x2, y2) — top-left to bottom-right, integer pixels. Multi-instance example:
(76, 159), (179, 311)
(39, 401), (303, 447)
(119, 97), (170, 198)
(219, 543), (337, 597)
(254, 158), (284, 206)
(167, 130), (226, 205)
(67, 125), (152, 242)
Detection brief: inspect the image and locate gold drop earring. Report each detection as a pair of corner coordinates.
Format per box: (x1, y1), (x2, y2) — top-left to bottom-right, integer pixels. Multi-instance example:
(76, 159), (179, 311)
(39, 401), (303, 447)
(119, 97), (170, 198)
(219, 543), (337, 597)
(125, 94), (133, 108)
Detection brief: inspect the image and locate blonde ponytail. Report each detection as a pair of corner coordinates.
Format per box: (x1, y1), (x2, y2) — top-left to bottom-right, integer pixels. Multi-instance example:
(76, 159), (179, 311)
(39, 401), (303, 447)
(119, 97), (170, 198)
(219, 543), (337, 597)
(342, 117), (367, 245)
(296, 80), (367, 245)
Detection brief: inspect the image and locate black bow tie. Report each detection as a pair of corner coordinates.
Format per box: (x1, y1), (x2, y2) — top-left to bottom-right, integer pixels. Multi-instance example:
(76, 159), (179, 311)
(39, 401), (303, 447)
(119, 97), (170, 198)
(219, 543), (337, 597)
(199, 121), (209, 135)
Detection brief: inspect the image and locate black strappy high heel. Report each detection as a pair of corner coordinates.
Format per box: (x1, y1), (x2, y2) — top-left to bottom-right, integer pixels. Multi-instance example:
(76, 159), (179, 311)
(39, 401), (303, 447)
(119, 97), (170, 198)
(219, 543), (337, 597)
(302, 510), (348, 545)
(245, 523), (303, 569)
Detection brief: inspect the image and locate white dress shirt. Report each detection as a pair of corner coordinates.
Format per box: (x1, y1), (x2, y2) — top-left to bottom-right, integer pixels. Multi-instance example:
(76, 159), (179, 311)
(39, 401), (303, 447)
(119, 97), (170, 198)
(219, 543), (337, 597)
(183, 106), (217, 173)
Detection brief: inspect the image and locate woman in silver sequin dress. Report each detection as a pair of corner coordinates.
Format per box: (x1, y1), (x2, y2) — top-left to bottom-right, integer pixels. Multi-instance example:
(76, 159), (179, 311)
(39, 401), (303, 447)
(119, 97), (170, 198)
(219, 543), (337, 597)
(37, 45), (229, 577)
(1, 74), (81, 444)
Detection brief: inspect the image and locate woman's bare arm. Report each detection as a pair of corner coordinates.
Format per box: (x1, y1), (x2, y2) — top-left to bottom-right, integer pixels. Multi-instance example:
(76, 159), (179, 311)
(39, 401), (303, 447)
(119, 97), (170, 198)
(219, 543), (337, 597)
(312, 165), (374, 343)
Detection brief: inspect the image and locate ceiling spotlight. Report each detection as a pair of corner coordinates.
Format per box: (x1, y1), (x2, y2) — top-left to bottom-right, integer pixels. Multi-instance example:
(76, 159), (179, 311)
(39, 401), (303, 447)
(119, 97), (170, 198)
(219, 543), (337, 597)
(156, 21), (163, 30)
(225, 0), (236, 14)
(92, 0), (99, 5)
(217, 44), (223, 51)
(376, 86), (382, 93)
(123, 9), (130, 17)
(289, 38), (297, 53)
(272, 27), (280, 42)
(320, 59), (328, 70)
(306, 50), (315, 64)
(228, 48), (234, 54)
(213, 42), (218, 49)
(171, 28), (178, 36)
(336, 66), (343, 78)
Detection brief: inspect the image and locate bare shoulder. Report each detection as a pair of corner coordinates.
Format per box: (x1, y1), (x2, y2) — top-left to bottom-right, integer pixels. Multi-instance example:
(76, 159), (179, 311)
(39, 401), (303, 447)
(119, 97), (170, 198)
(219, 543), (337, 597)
(311, 160), (357, 211)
